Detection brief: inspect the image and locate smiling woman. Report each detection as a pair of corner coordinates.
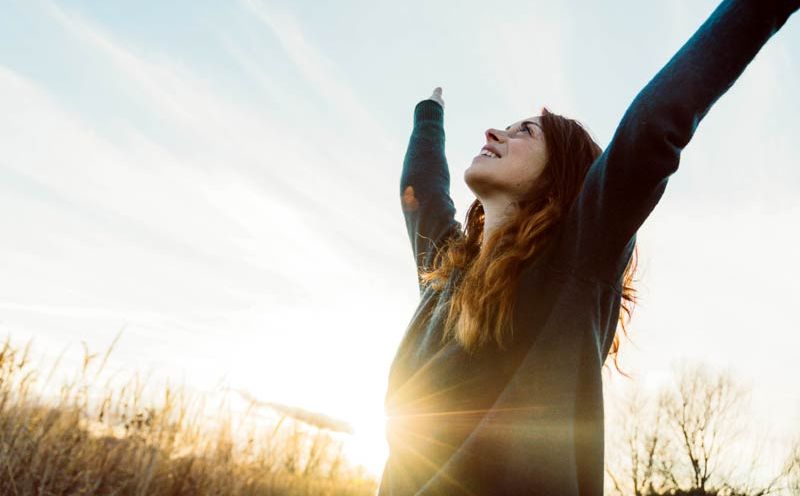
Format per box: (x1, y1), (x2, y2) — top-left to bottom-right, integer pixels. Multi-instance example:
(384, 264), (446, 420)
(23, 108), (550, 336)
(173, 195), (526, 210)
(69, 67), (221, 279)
(429, 105), (639, 362)
(464, 115), (550, 237)
(379, 0), (800, 495)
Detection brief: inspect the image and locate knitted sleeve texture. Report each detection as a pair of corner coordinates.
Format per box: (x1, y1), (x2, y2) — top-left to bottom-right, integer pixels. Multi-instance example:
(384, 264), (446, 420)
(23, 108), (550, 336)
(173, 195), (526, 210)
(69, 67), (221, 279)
(400, 99), (462, 294)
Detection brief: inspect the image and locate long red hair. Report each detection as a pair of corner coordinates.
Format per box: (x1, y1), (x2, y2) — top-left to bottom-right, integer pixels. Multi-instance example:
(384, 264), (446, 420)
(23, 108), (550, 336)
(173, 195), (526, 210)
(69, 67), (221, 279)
(419, 107), (638, 376)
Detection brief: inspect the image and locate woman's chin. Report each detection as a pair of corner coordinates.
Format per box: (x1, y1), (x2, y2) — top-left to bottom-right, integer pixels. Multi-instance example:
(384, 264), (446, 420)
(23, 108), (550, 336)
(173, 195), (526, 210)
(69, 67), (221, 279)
(466, 157), (494, 173)
(464, 165), (491, 191)
(465, 158), (486, 176)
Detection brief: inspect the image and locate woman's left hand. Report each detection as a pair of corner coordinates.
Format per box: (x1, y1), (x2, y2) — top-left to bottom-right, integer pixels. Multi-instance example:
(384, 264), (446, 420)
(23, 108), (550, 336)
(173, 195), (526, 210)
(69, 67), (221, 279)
(429, 86), (444, 109)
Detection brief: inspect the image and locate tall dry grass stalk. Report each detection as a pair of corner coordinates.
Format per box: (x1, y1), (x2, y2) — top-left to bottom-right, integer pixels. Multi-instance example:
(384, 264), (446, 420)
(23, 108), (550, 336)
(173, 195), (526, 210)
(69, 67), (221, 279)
(0, 333), (378, 495)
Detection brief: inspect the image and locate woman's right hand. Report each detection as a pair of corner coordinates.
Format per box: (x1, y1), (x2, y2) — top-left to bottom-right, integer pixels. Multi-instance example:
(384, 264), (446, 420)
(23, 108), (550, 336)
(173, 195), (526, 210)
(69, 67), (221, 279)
(428, 86), (444, 109)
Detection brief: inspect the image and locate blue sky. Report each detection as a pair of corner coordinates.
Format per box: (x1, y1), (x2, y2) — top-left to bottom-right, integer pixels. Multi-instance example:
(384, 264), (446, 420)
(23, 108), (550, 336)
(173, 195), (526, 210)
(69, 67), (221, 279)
(2, 0), (799, 483)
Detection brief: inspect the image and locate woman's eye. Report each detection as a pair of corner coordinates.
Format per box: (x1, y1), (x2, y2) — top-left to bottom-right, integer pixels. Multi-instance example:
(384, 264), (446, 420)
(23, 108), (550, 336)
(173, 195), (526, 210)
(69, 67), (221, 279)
(522, 125), (532, 136)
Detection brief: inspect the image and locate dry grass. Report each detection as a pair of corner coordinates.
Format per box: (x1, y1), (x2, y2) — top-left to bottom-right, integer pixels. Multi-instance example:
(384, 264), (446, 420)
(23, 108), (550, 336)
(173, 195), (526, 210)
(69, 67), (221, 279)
(0, 333), (379, 495)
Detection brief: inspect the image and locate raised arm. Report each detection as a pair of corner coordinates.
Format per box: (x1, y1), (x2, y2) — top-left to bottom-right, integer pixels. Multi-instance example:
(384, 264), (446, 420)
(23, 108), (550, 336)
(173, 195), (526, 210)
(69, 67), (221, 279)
(553, 0), (800, 283)
(401, 90), (462, 293)
(415, 1), (799, 493)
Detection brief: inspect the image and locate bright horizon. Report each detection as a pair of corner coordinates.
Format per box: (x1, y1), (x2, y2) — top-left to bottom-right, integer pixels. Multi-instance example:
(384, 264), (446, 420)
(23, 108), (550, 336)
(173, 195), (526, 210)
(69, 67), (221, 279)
(2, 0), (799, 481)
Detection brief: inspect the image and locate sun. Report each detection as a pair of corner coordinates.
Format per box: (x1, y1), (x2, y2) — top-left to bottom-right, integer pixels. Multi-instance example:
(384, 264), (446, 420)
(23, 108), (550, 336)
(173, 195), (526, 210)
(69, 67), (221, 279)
(340, 404), (390, 479)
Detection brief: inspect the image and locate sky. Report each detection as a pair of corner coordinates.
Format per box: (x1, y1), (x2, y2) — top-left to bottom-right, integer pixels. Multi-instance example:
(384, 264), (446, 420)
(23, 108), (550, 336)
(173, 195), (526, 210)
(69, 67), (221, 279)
(1, 0), (799, 484)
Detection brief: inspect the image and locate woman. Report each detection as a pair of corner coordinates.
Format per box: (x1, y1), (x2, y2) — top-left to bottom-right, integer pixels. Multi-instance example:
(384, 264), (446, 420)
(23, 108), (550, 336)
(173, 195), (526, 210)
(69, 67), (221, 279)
(379, 0), (799, 495)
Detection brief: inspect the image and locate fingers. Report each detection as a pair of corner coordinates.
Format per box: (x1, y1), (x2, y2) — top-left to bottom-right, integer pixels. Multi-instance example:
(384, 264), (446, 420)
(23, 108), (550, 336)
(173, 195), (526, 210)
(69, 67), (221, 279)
(429, 86), (444, 108)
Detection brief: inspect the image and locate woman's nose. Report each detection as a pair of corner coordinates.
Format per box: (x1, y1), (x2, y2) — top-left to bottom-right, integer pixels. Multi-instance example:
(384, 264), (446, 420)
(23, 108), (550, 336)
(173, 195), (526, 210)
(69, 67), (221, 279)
(485, 128), (505, 143)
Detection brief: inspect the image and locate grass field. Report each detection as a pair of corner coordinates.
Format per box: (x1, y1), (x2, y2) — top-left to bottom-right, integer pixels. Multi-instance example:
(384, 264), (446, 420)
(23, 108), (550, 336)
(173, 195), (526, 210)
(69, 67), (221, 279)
(0, 335), (379, 495)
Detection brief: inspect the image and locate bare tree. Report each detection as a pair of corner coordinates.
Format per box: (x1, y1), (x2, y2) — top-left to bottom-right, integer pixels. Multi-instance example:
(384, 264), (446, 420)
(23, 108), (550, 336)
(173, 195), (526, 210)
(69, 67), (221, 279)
(658, 362), (748, 492)
(607, 385), (677, 496)
(607, 361), (796, 496)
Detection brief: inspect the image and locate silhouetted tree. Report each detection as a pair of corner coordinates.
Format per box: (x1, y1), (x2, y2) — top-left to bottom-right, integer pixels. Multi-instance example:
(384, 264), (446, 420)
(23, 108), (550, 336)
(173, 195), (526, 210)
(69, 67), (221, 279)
(607, 362), (797, 496)
(607, 386), (675, 495)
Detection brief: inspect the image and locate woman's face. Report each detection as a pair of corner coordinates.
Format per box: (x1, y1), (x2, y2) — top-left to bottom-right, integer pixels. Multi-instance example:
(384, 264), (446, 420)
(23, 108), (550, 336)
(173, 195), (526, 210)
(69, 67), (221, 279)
(464, 116), (548, 202)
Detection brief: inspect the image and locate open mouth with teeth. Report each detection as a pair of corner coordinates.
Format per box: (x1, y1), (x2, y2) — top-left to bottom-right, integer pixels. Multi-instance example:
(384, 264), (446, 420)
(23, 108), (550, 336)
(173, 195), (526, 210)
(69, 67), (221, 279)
(478, 150), (501, 159)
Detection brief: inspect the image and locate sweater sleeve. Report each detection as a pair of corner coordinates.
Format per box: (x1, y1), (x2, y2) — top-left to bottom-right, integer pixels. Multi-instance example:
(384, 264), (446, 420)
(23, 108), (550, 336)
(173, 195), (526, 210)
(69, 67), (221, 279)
(414, 1), (799, 494)
(401, 99), (462, 294)
(550, 0), (800, 283)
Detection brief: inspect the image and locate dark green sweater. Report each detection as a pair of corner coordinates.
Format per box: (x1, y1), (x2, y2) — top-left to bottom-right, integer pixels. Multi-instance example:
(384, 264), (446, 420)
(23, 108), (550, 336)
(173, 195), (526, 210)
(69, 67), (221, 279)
(379, 1), (798, 494)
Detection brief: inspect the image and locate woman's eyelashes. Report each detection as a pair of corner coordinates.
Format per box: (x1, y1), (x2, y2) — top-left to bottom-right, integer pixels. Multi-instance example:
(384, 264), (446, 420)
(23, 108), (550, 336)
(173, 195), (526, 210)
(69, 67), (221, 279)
(505, 122), (537, 137)
(514, 123), (534, 136)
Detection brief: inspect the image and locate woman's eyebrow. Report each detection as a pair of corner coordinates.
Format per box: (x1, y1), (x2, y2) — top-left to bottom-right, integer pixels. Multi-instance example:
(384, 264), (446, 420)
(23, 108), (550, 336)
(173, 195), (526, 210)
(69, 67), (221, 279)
(506, 120), (542, 131)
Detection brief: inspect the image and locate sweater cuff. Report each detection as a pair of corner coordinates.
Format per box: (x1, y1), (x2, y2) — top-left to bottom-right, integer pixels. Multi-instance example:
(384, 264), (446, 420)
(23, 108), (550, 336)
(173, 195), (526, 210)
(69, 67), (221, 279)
(414, 98), (443, 123)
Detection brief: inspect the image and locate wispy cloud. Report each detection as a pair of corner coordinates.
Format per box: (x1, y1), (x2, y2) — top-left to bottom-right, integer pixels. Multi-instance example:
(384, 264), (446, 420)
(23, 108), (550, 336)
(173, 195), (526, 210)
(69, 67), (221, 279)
(239, 0), (393, 147)
(37, 0), (406, 273)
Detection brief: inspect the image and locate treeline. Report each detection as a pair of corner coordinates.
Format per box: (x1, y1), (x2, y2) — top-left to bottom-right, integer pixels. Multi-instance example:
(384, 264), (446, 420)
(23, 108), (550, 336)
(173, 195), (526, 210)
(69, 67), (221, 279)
(605, 362), (800, 496)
